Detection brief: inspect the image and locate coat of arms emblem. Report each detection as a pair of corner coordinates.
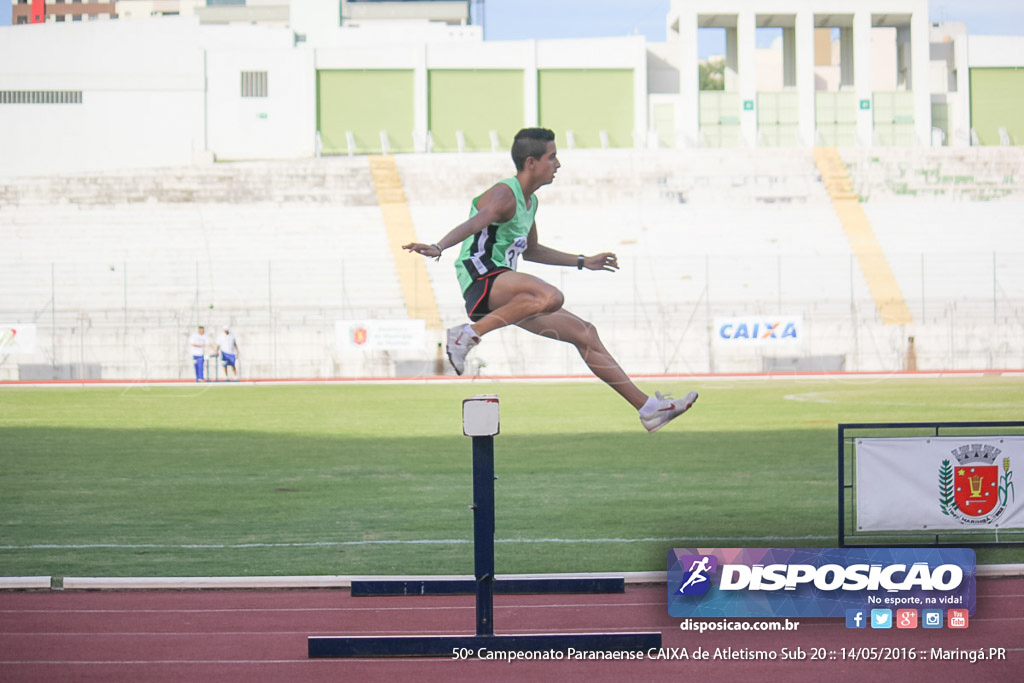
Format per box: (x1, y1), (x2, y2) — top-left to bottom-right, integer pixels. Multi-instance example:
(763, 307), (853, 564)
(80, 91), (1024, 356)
(939, 444), (1014, 525)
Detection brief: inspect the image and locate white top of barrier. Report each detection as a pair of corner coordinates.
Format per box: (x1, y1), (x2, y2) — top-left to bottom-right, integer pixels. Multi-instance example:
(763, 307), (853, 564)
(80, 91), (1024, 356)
(463, 394), (500, 437)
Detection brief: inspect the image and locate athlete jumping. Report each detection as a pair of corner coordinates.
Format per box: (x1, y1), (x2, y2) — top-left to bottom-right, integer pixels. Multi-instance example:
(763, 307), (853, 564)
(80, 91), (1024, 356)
(403, 127), (697, 433)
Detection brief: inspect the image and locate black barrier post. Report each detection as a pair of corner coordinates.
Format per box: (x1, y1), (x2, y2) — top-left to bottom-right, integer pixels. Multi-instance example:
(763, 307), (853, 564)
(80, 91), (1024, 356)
(472, 433), (495, 636)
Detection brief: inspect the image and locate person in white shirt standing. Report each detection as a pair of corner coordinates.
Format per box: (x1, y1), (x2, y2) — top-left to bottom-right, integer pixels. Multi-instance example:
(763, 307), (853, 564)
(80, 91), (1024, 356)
(188, 325), (212, 382)
(216, 325), (241, 382)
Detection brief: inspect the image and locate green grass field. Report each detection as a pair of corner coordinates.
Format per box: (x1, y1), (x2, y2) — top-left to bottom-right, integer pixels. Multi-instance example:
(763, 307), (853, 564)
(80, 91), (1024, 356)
(1, 375), (1022, 580)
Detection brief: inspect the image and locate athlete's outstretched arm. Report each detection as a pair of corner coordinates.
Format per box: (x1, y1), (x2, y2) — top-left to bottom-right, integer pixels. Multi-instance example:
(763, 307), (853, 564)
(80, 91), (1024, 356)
(403, 183), (517, 258)
(523, 225), (619, 272)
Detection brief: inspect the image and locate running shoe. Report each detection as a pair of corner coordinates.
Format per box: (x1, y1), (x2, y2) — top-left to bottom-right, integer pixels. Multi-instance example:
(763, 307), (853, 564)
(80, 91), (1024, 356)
(446, 324), (480, 376)
(639, 391), (698, 433)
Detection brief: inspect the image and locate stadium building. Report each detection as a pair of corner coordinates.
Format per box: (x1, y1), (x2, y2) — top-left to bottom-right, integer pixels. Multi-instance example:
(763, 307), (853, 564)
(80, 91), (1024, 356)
(2, 0), (1022, 172)
(11, 0), (116, 25)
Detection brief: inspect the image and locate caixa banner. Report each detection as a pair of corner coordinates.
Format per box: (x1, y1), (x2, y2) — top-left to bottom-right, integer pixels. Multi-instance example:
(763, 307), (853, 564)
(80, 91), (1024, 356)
(667, 548), (975, 618)
(714, 316), (802, 346)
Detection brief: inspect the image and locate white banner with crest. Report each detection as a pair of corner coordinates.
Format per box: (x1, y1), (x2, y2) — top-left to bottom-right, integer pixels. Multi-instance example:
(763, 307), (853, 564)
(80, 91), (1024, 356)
(335, 320), (425, 351)
(0, 324), (37, 355)
(856, 436), (1022, 532)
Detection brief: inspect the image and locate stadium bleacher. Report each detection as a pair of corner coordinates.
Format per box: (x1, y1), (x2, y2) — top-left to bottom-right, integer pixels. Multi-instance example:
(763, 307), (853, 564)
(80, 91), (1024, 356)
(1, 148), (1022, 380)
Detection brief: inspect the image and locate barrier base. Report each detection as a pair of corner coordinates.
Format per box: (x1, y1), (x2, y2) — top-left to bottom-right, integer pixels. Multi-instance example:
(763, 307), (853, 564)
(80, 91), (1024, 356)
(350, 577), (625, 596)
(308, 631), (662, 658)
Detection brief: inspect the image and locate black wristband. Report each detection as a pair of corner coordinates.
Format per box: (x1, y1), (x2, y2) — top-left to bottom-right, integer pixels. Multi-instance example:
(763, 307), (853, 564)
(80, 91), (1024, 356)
(577, 255), (584, 270)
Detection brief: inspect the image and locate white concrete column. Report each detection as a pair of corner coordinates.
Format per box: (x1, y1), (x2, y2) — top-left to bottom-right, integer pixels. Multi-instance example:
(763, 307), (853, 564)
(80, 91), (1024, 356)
(632, 37), (649, 149)
(677, 7), (699, 146)
(910, 8), (932, 145)
(299, 47), (318, 158)
(795, 10), (816, 146)
(853, 12), (873, 145)
(413, 44), (428, 152)
(524, 40), (538, 127)
(737, 9), (756, 145)
(292, 0), (341, 44)
(951, 33), (971, 147)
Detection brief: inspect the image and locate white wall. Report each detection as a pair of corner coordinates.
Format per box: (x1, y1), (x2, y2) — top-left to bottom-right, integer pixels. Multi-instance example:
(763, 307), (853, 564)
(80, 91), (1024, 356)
(967, 35), (1024, 67)
(205, 48), (316, 161)
(0, 20), (647, 174)
(0, 18), (207, 176)
(0, 18), (323, 175)
(202, 26), (316, 161)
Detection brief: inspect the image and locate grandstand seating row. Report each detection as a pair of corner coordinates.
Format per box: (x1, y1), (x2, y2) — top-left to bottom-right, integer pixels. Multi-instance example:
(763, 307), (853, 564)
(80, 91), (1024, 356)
(0, 161), (379, 208)
(841, 147), (1024, 201)
(1, 148), (1022, 380)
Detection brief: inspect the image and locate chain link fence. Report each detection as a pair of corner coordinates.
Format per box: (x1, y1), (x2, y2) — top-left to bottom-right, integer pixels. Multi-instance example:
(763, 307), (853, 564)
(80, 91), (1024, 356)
(3, 251), (1022, 381)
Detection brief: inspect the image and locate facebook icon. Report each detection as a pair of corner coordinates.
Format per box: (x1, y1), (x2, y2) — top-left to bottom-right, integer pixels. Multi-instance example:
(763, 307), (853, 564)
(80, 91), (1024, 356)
(845, 609), (867, 629)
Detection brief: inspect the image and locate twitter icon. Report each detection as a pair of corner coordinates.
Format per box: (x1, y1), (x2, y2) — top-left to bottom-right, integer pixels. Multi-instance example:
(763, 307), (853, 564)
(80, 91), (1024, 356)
(870, 609), (893, 629)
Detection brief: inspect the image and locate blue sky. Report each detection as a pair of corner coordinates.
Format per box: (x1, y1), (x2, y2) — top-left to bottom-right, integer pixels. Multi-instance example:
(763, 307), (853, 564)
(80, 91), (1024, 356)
(2, 0), (1022, 39)
(480, 0), (1024, 57)
(479, 0), (1024, 42)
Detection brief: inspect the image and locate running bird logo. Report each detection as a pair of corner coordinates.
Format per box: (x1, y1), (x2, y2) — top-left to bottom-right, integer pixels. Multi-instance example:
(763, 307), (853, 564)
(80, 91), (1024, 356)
(939, 444), (1014, 525)
(676, 554), (717, 596)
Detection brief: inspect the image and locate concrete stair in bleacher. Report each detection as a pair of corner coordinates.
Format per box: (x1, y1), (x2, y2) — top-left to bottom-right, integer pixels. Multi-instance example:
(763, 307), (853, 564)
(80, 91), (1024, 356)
(814, 147), (913, 326)
(367, 156), (442, 329)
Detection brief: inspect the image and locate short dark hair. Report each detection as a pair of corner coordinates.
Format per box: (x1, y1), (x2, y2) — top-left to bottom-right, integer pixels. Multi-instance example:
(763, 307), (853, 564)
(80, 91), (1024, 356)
(511, 128), (555, 171)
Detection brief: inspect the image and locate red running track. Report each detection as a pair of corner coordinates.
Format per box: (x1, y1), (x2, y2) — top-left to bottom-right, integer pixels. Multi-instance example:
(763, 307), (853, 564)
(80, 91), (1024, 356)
(1, 578), (1022, 683)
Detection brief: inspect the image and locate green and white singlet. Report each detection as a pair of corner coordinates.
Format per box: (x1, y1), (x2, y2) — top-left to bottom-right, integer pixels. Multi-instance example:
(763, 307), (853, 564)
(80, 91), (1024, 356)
(455, 177), (538, 294)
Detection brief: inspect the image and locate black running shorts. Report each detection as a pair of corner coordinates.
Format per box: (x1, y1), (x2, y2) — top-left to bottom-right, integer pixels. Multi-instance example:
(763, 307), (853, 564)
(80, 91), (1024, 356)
(462, 269), (510, 322)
